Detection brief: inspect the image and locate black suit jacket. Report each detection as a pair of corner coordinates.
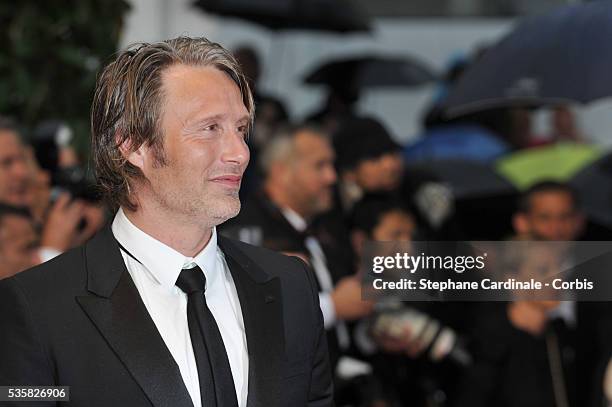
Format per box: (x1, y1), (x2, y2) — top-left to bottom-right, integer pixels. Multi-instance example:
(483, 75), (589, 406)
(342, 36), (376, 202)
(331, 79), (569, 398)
(453, 303), (577, 407)
(0, 225), (333, 407)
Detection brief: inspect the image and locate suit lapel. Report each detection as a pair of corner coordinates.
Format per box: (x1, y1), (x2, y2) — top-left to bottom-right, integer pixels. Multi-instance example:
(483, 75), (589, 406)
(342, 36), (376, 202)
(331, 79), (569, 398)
(76, 225), (193, 407)
(219, 237), (284, 407)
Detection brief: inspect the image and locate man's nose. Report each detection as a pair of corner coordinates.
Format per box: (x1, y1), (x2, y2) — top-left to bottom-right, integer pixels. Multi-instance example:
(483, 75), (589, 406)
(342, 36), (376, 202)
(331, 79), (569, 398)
(222, 131), (250, 167)
(11, 158), (29, 180)
(324, 165), (337, 185)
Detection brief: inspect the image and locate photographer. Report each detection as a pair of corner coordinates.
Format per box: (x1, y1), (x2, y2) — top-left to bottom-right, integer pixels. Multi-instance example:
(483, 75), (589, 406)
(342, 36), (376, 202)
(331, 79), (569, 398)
(0, 117), (104, 264)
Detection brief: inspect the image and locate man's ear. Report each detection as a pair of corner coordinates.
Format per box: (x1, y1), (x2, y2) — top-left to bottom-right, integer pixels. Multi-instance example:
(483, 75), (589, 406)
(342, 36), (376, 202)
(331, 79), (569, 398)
(513, 213), (530, 237)
(270, 160), (291, 185)
(117, 134), (146, 171)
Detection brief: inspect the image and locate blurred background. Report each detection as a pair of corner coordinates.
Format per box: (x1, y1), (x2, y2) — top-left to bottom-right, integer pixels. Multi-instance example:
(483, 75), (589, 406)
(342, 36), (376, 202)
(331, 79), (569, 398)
(2, 1), (612, 406)
(122, 0), (612, 146)
(4, 0), (612, 152)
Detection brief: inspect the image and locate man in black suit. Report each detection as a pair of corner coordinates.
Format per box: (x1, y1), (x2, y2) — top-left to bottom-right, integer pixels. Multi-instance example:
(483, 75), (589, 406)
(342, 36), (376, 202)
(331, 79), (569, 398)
(515, 181), (612, 407)
(454, 181), (609, 407)
(0, 37), (333, 407)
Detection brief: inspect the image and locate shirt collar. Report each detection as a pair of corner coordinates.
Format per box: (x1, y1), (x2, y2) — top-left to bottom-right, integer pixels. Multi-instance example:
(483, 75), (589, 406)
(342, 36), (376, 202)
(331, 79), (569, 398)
(281, 207), (308, 232)
(111, 208), (219, 289)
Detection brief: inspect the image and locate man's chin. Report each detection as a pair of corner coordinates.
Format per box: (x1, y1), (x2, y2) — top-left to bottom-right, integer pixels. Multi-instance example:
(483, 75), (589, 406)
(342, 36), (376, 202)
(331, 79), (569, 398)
(210, 196), (241, 224)
(315, 199), (333, 215)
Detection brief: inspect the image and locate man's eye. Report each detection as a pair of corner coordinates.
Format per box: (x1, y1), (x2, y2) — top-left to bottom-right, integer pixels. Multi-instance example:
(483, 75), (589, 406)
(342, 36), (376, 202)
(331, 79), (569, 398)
(204, 124), (219, 131)
(238, 126), (249, 139)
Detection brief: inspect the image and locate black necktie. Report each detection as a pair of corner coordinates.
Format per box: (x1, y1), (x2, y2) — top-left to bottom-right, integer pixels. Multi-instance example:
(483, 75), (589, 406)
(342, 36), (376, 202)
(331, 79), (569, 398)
(175, 266), (239, 407)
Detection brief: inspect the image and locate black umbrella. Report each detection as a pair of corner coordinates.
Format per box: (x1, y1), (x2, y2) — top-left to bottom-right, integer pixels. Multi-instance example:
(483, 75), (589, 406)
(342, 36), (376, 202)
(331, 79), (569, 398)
(304, 55), (437, 89)
(404, 159), (516, 200)
(193, 0), (371, 33)
(442, 2), (612, 117)
(402, 160), (517, 239)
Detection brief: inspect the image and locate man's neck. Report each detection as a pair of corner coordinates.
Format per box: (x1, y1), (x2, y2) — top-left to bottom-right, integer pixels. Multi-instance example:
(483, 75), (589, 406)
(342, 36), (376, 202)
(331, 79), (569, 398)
(507, 302), (548, 337)
(264, 182), (311, 223)
(123, 206), (213, 258)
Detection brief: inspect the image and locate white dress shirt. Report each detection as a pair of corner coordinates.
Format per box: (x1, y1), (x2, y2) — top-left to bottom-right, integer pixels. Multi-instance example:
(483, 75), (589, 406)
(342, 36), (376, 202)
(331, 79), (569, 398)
(38, 247), (62, 263)
(111, 209), (248, 407)
(281, 207), (350, 349)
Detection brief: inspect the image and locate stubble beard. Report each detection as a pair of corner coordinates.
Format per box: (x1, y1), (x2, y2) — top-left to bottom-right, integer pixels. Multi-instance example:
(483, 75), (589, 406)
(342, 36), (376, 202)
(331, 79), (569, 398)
(148, 150), (243, 226)
(210, 188), (242, 223)
(153, 182), (242, 227)
(316, 189), (333, 213)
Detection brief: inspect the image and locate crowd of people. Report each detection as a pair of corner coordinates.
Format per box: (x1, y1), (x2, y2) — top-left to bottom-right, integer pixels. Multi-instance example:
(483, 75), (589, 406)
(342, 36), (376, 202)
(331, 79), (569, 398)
(219, 107), (612, 406)
(0, 118), (105, 279)
(223, 45), (611, 407)
(1, 42), (611, 407)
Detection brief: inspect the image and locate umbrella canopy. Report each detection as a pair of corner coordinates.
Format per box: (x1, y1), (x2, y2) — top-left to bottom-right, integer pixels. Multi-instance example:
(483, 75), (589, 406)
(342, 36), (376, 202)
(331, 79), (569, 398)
(570, 152), (612, 229)
(193, 0), (371, 33)
(442, 2), (612, 117)
(304, 55), (436, 89)
(495, 143), (602, 190)
(405, 159), (516, 200)
(403, 160), (517, 239)
(403, 124), (511, 164)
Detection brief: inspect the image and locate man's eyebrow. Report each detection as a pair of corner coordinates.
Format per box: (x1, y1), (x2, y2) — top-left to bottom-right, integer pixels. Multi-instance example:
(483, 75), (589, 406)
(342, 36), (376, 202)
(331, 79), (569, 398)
(190, 114), (226, 125)
(190, 114), (250, 126)
(236, 115), (250, 125)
